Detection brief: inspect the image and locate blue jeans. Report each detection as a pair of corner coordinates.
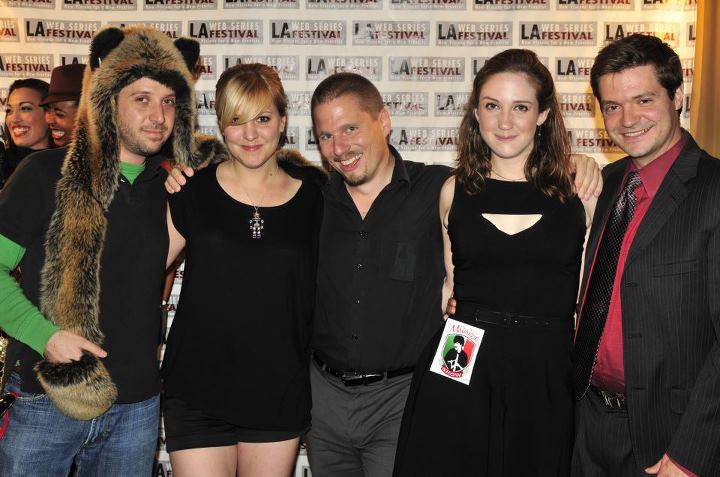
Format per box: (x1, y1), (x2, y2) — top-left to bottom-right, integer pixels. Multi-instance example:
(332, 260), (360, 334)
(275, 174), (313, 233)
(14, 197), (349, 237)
(0, 372), (160, 476)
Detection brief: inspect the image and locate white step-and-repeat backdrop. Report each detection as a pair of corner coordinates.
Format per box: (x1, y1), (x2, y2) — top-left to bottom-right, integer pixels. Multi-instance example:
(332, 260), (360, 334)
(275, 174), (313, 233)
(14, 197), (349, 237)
(0, 0), (697, 475)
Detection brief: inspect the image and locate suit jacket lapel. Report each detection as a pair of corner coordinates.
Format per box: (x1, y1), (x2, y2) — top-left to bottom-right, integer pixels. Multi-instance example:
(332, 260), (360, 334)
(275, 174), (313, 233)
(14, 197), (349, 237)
(626, 138), (701, 265)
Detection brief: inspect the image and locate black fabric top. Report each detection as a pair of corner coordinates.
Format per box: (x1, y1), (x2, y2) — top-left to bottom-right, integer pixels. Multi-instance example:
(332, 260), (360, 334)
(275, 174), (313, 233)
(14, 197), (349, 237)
(162, 161), (323, 429)
(450, 178), (586, 319)
(313, 146), (450, 372)
(0, 146), (45, 189)
(0, 148), (169, 403)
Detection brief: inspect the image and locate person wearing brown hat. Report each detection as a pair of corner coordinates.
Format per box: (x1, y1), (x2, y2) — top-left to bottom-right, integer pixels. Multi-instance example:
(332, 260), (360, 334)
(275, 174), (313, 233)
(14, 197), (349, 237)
(42, 64), (84, 147)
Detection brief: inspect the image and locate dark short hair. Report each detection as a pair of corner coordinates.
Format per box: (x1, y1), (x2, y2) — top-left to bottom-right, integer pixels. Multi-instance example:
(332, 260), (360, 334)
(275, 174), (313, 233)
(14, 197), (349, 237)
(453, 335), (465, 346)
(310, 72), (383, 120)
(590, 34), (682, 104)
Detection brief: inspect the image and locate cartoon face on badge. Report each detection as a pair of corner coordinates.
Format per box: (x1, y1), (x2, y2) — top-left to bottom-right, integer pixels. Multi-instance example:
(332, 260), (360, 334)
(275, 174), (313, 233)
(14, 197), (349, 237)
(440, 334), (475, 377)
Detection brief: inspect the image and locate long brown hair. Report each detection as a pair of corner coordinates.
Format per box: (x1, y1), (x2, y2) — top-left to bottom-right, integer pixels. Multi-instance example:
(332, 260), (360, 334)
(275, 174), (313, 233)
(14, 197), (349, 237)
(455, 49), (573, 201)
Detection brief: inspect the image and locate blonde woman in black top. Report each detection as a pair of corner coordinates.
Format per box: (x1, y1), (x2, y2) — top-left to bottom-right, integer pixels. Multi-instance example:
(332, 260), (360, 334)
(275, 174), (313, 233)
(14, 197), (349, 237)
(163, 64), (324, 477)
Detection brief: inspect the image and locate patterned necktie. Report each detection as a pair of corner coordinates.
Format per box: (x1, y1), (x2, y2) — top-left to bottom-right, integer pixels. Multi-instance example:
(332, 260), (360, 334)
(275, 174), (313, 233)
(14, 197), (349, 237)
(572, 170), (642, 399)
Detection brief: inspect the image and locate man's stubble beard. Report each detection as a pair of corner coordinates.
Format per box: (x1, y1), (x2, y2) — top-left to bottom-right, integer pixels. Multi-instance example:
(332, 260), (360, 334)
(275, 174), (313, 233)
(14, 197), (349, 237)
(117, 120), (167, 159)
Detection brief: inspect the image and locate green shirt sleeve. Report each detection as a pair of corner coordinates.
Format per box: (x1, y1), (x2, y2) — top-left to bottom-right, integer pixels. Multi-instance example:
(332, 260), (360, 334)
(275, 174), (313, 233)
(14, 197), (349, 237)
(0, 233), (59, 357)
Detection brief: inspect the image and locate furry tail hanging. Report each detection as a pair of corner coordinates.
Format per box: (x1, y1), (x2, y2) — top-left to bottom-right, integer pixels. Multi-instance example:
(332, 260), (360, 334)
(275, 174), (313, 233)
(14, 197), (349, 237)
(35, 354), (117, 420)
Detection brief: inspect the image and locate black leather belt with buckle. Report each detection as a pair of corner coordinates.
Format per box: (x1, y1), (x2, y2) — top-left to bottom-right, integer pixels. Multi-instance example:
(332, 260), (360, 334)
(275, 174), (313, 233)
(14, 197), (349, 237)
(591, 385), (626, 410)
(314, 354), (413, 386)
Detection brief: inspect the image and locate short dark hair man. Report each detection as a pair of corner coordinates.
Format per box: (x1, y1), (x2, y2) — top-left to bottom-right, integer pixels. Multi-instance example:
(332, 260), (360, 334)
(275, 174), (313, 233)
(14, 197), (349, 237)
(0, 26), (200, 475)
(572, 34), (720, 477)
(305, 72), (451, 476)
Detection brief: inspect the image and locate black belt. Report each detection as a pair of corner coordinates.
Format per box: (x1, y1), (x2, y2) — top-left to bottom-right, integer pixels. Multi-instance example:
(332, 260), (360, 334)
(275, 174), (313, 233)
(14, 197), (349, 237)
(590, 385), (626, 410)
(313, 354), (414, 386)
(455, 303), (571, 331)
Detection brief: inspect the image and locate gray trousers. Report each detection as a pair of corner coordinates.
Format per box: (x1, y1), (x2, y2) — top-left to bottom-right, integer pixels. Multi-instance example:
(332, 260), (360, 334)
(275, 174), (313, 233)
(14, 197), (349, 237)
(305, 359), (412, 477)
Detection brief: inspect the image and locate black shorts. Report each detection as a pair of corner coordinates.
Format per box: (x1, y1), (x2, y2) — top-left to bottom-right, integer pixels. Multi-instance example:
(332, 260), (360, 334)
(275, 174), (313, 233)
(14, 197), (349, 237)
(162, 393), (308, 453)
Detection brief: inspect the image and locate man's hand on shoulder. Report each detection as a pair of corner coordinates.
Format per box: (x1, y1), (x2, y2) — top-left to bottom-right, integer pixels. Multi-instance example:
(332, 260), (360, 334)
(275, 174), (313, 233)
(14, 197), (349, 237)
(569, 154), (603, 201)
(162, 162), (195, 194)
(44, 330), (107, 363)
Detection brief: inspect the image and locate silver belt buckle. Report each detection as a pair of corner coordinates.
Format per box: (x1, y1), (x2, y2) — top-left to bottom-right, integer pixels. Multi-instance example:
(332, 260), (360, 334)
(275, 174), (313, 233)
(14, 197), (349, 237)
(340, 371), (383, 386)
(598, 389), (626, 409)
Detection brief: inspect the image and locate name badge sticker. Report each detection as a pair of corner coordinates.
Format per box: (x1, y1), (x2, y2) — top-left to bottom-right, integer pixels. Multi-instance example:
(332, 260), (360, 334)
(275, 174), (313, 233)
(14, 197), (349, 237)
(429, 317), (484, 385)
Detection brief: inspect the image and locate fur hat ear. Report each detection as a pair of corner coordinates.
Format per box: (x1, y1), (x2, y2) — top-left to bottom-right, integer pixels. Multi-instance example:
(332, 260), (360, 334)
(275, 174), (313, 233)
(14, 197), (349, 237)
(89, 27), (124, 70)
(174, 37), (200, 72)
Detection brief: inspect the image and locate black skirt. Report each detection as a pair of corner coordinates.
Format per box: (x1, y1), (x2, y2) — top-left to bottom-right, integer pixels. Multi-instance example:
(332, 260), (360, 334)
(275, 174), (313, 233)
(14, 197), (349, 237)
(393, 304), (574, 477)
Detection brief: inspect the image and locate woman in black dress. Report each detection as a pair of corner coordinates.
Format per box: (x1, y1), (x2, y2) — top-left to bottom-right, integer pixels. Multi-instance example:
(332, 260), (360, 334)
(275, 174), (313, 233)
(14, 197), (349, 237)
(393, 49), (596, 477)
(162, 64), (325, 476)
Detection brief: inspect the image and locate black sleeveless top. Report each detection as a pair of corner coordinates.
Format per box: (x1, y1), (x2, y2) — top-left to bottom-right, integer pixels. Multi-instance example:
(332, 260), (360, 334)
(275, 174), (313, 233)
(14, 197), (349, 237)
(449, 178), (586, 320)
(162, 161), (323, 430)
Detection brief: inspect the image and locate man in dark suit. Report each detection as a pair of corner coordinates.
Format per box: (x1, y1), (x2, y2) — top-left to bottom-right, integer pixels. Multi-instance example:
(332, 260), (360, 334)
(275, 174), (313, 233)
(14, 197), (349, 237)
(571, 34), (720, 477)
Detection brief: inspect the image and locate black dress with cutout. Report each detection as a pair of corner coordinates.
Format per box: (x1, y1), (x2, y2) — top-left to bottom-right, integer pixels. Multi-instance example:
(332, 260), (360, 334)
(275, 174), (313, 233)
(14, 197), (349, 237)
(393, 178), (586, 477)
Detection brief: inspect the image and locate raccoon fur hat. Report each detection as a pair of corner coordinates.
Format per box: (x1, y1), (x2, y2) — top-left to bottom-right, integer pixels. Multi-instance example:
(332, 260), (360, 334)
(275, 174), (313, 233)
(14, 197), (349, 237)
(35, 25), (201, 420)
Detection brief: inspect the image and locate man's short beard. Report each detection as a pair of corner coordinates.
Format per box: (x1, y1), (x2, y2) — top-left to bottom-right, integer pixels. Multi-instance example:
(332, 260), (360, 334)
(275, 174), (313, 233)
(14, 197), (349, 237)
(342, 175), (368, 187)
(118, 121), (166, 159)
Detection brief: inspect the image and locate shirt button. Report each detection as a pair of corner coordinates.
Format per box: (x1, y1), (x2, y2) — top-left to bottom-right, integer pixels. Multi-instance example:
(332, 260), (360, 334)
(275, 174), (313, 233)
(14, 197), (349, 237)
(351, 334), (359, 340)
(354, 299), (361, 305)
(356, 263), (363, 270)
(359, 231), (366, 238)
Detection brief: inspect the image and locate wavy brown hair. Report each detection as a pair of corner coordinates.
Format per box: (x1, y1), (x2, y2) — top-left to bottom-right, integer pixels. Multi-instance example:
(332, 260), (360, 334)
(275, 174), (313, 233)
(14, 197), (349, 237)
(455, 49), (573, 201)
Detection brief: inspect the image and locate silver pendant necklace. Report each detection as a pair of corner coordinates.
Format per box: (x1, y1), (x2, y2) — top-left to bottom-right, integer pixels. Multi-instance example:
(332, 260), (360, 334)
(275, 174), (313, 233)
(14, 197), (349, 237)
(249, 206), (264, 239)
(238, 166), (276, 240)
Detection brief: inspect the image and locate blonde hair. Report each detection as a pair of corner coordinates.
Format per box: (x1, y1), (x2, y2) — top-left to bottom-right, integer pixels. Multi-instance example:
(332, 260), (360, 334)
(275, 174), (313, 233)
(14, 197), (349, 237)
(215, 63), (288, 146)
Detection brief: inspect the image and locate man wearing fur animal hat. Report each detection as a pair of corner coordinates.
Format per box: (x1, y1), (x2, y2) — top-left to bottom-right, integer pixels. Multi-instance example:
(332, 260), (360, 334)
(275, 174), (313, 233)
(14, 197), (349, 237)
(0, 25), (201, 475)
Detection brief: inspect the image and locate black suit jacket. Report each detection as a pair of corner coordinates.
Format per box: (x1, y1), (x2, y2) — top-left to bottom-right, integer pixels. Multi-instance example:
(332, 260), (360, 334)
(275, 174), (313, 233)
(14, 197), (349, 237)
(579, 134), (720, 475)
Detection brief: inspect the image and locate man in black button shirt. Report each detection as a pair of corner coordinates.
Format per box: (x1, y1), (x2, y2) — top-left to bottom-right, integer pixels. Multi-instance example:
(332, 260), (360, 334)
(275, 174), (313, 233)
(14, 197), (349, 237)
(305, 72), (453, 476)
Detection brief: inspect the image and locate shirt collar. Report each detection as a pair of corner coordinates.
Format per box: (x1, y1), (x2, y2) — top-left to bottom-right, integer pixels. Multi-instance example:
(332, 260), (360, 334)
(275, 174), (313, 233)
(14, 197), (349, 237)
(626, 129), (687, 199)
(385, 144), (410, 190)
(131, 154), (166, 183)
